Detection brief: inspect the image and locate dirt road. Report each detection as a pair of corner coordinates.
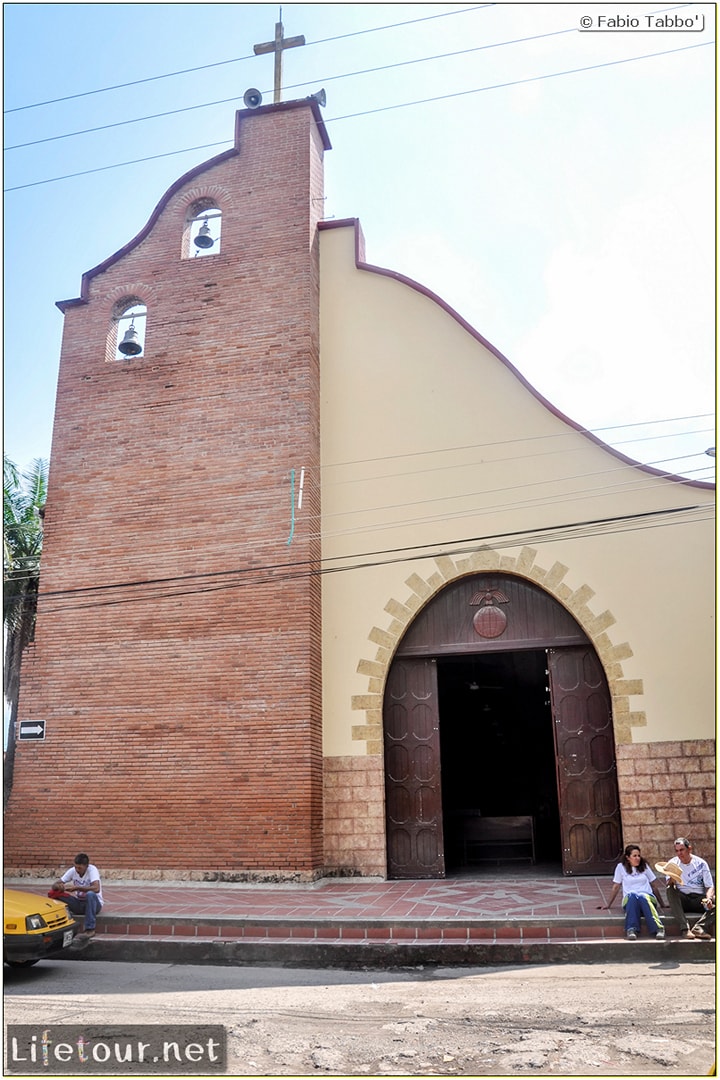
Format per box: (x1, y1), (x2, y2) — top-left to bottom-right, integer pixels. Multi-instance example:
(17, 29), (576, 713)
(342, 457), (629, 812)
(4, 958), (715, 1075)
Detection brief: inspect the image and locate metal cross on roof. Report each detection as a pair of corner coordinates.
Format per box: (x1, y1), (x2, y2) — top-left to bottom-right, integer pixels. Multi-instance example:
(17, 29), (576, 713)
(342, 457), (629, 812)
(253, 13), (306, 104)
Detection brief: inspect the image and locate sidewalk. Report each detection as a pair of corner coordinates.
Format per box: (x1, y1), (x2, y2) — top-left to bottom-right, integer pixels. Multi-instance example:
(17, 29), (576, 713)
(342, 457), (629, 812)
(6, 869), (714, 968)
(8, 866), (612, 919)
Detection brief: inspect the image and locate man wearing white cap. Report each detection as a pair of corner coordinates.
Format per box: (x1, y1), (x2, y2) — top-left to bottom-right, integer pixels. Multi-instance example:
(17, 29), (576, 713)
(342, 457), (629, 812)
(656, 837), (714, 939)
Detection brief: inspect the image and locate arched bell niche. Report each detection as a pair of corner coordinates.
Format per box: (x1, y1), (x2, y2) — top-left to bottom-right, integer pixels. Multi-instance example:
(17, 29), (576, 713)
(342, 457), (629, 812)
(382, 572), (623, 879)
(182, 198), (222, 258)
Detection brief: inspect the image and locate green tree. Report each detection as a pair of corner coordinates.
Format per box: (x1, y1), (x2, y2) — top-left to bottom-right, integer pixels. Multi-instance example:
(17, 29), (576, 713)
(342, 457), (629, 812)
(4, 455), (48, 806)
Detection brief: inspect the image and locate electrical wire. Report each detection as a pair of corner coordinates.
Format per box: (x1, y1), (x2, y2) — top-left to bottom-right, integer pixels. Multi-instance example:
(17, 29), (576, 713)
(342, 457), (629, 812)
(116, 389), (716, 483)
(3, 1), (694, 117)
(4, 413), (712, 525)
(4, 39), (712, 193)
(5, 454), (713, 585)
(2, 428), (713, 571)
(337, 415), (714, 468)
(3, 15), (712, 555)
(324, 432), (714, 487)
(3, 5), (494, 114)
(6, 421), (712, 585)
(20, 503), (713, 615)
(5, 25), (581, 151)
(124, 390), (714, 474)
(5, 140), (233, 193)
(10, 500), (711, 598)
(4, 422), (714, 576)
(319, 454), (714, 525)
(322, 413), (715, 471)
(329, 40), (712, 123)
(315, 464), (715, 545)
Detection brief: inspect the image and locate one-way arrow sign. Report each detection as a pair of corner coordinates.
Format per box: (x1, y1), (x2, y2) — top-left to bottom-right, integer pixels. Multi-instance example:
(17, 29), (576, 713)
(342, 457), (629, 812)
(19, 721), (46, 741)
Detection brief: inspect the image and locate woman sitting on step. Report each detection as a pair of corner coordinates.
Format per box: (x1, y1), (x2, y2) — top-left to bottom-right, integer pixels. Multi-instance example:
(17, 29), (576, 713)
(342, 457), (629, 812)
(603, 844), (667, 940)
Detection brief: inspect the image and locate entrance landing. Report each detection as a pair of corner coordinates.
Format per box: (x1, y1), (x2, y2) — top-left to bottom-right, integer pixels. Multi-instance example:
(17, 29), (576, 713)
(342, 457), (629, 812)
(7, 871), (713, 967)
(86, 868), (612, 920)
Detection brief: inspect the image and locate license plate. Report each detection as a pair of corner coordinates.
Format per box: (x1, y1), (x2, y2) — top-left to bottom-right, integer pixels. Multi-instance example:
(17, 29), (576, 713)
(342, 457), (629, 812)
(63, 930), (73, 948)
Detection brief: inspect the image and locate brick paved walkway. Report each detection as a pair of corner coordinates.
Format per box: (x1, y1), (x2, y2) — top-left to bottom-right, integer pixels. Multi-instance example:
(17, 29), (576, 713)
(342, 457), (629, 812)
(9, 867), (611, 921)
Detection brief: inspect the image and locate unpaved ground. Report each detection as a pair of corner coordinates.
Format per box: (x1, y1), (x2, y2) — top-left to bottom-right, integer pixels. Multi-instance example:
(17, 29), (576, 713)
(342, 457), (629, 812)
(4, 959), (715, 1075)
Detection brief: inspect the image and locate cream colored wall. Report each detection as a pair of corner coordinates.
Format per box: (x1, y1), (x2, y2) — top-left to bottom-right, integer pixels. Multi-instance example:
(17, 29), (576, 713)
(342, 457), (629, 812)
(319, 223), (715, 754)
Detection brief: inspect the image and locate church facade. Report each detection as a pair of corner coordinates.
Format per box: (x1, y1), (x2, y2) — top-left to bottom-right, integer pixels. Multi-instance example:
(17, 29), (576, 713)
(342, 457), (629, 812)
(5, 99), (714, 881)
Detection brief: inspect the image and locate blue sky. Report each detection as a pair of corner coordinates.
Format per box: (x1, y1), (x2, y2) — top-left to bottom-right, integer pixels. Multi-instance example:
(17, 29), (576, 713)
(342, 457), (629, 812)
(4, 2), (716, 481)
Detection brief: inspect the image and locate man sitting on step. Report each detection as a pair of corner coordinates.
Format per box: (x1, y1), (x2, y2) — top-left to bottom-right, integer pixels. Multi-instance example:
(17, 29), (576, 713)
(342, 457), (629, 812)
(659, 837), (714, 940)
(51, 853), (104, 941)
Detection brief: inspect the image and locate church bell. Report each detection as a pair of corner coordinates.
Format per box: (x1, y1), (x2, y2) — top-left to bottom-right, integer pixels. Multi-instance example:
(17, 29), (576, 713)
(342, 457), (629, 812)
(194, 219), (214, 249)
(117, 321), (142, 356)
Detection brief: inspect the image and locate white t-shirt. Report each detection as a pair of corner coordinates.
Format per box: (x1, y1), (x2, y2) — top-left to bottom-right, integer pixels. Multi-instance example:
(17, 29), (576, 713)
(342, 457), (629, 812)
(613, 862), (657, 898)
(62, 864), (103, 905)
(667, 854), (713, 895)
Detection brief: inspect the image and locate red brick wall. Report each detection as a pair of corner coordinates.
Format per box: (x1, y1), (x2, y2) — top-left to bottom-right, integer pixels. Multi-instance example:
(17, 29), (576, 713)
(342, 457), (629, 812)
(616, 740), (716, 865)
(5, 104), (328, 878)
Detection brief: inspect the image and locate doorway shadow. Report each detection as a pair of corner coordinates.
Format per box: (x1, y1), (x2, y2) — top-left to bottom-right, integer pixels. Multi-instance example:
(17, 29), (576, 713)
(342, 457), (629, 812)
(444, 861), (565, 881)
(437, 651), (562, 871)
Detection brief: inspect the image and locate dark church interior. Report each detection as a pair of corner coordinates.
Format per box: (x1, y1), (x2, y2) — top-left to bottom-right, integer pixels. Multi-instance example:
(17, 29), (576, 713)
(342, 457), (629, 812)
(437, 649), (562, 871)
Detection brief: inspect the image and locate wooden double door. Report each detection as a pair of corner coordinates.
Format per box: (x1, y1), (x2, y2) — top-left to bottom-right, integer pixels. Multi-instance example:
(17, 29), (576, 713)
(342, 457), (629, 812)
(383, 575), (623, 878)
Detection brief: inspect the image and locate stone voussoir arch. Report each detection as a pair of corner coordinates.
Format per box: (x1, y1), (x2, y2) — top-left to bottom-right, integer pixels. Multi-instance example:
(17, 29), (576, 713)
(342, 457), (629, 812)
(351, 544), (646, 755)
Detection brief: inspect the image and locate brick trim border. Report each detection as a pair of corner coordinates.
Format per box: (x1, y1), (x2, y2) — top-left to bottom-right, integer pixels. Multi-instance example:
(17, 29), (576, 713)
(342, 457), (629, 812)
(351, 545), (646, 754)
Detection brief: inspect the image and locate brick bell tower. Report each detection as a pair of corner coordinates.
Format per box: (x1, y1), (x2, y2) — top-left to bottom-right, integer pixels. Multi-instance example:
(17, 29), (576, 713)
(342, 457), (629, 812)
(5, 98), (331, 880)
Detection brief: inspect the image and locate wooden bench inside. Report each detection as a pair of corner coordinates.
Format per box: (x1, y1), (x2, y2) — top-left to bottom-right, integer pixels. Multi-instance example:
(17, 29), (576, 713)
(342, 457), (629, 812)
(455, 813), (536, 865)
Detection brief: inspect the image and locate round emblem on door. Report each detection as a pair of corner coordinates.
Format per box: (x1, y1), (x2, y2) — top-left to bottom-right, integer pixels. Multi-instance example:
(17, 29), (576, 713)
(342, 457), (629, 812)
(470, 588), (510, 638)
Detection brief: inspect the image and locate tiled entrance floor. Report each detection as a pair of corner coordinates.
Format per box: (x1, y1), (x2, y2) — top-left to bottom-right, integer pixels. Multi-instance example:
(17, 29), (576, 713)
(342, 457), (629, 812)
(8, 869), (714, 961)
(11, 867), (612, 921)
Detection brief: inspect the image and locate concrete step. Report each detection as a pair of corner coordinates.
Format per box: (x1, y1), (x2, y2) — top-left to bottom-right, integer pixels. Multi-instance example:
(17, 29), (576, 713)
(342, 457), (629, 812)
(82, 913), (668, 942)
(67, 915), (715, 968)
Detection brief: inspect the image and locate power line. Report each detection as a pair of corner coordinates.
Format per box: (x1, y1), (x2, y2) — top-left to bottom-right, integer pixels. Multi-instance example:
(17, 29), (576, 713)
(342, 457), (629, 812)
(4, 414), (712, 582)
(295, 460), (715, 552)
(3, 1), (693, 118)
(6, 453), (713, 584)
(4, 39), (712, 193)
(8, 502), (709, 597)
(111, 389), (718, 474)
(3, 413), (714, 517)
(5, 141), (232, 193)
(318, 464), (715, 544)
(3, 425), (713, 571)
(3, 5), (493, 114)
(329, 40), (712, 122)
(323, 428), (714, 485)
(320, 453), (713, 524)
(217, 451), (714, 535)
(6, 25), (581, 151)
(24, 504), (713, 614)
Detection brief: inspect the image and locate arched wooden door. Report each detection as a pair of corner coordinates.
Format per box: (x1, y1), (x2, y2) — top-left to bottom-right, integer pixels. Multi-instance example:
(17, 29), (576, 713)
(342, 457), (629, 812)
(382, 573), (623, 878)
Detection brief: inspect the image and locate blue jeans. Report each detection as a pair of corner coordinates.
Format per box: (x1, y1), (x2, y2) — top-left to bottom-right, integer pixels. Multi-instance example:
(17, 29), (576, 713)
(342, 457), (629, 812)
(64, 892), (102, 931)
(623, 892), (663, 936)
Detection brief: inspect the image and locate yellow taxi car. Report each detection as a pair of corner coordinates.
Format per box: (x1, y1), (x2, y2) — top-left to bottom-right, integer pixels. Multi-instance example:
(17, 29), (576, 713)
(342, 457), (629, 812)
(3, 888), (78, 966)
